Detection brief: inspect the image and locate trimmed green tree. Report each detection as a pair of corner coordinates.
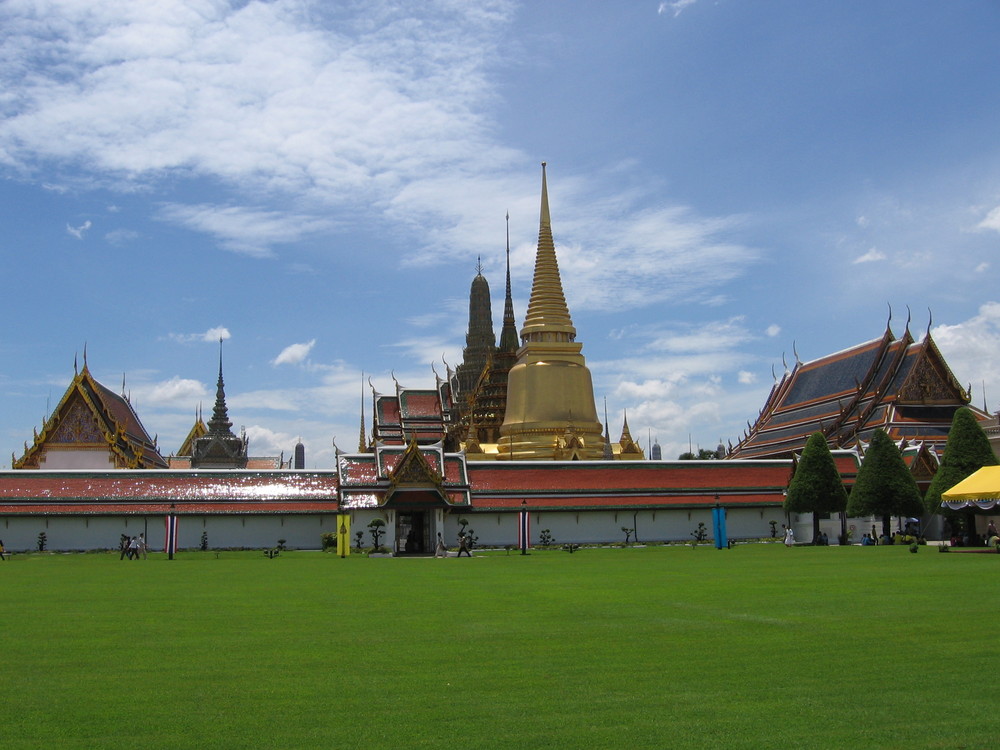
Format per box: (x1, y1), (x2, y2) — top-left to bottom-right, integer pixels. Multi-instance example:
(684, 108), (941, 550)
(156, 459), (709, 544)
(785, 432), (848, 543)
(923, 406), (998, 541)
(846, 429), (923, 538)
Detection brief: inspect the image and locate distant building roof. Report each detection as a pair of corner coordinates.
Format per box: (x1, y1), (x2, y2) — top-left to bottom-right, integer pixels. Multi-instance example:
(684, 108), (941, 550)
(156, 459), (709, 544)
(730, 322), (986, 460)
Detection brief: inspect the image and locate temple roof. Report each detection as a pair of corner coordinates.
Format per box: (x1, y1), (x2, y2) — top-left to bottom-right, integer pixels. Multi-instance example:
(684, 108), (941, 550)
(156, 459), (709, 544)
(0, 469), (339, 514)
(176, 410), (207, 457)
(14, 361), (167, 469)
(730, 323), (985, 460)
(466, 459), (792, 511)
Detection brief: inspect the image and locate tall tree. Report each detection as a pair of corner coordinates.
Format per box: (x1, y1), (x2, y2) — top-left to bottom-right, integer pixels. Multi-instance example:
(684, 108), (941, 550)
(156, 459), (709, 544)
(846, 429), (923, 538)
(923, 406), (998, 540)
(785, 432), (848, 543)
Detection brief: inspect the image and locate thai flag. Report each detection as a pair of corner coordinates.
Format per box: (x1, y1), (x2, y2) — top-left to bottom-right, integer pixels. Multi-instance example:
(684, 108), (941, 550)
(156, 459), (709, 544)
(164, 514), (178, 556)
(518, 508), (530, 552)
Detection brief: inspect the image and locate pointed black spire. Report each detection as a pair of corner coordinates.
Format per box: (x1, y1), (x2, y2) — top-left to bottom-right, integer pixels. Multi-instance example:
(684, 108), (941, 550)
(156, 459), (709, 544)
(499, 211), (519, 354)
(207, 338), (234, 436)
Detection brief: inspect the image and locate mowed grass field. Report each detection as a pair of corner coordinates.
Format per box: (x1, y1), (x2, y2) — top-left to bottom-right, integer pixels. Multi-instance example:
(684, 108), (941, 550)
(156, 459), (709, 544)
(3, 543), (997, 749)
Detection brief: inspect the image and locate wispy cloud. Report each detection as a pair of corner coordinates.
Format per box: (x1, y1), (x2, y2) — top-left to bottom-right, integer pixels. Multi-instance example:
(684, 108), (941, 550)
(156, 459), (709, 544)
(131, 376), (208, 406)
(978, 205), (1000, 233)
(168, 326), (231, 344)
(156, 204), (333, 258)
(1, 1), (759, 298)
(659, 0), (699, 18)
(66, 220), (91, 239)
(104, 228), (139, 244)
(853, 247), (886, 264)
(272, 340), (316, 366)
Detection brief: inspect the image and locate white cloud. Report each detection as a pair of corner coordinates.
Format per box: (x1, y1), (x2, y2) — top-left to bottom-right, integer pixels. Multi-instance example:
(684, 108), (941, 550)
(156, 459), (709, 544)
(765, 324), (781, 337)
(130, 376), (207, 406)
(243, 425), (297, 458)
(975, 262), (990, 273)
(932, 302), (1000, 409)
(977, 205), (1000, 233)
(66, 220), (91, 239)
(659, 0), (699, 17)
(168, 326), (231, 344)
(853, 247), (886, 264)
(104, 228), (139, 244)
(272, 340), (316, 366)
(156, 203), (333, 258)
(0, 2), (759, 299)
(737, 370), (756, 385)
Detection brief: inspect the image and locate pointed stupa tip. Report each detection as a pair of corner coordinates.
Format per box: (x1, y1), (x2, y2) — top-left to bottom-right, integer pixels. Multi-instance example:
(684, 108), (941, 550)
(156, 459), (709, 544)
(519, 162), (577, 343)
(540, 161), (550, 227)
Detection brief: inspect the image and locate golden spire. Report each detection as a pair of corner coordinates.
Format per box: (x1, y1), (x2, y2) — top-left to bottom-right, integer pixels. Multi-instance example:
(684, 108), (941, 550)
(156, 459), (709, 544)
(497, 163), (604, 460)
(520, 162), (576, 344)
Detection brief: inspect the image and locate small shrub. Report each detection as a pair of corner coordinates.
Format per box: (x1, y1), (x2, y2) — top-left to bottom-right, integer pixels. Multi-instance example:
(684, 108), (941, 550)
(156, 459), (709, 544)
(354, 530), (365, 552)
(621, 526), (634, 546)
(539, 529), (554, 547)
(368, 519), (386, 551)
(200, 531), (209, 552)
(691, 523), (708, 543)
(37, 532), (47, 552)
(277, 538), (287, 551)
(321, 532), (337, 551)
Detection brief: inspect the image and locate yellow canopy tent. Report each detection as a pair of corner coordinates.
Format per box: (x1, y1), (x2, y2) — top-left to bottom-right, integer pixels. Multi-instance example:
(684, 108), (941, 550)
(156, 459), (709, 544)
(941, 466), (1000, 510)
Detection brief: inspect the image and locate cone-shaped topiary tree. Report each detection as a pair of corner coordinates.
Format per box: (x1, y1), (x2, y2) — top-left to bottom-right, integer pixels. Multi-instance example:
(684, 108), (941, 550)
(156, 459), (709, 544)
(846, 429), (923, 538)
(924, 406), (998, 541)
(785, 432), (848, 543)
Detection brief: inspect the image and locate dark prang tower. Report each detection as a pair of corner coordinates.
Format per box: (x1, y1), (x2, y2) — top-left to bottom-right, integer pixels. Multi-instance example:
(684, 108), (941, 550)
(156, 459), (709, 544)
(191, 340), (248, 469)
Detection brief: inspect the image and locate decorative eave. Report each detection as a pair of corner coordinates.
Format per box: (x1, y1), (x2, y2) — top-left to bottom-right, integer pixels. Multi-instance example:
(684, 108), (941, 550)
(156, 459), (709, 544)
(896, 330), (970, 405)
(389, 437), (444, 488)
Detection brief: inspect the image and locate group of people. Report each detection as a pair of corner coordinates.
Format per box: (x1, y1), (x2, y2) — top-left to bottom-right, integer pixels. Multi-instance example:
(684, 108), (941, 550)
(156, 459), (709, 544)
(433, 531), (472, 558)
(119, 534), (147, 560)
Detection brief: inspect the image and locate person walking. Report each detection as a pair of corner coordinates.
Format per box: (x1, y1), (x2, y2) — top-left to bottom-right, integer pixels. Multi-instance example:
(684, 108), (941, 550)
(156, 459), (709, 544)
(783, 525), (794, 547)
(457, 533), (471, 557)
(434, 532), (447, 558)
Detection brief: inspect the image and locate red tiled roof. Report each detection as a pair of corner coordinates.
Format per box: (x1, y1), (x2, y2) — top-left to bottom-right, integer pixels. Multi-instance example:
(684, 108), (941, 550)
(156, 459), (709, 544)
(0, 476), (337, 506)
(466, 460), (793, 511)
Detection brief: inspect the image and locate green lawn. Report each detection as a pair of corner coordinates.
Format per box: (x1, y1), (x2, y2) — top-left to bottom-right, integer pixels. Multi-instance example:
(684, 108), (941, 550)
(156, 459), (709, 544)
(3, 544), (996, 749)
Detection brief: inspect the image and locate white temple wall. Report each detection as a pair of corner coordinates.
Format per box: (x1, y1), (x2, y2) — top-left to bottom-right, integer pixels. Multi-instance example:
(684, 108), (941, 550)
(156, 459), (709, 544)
(38, 449), (117, 469)
(444, 506), (780, 548)
(0, 514), (338, 552)
(1, 506), (785, 552)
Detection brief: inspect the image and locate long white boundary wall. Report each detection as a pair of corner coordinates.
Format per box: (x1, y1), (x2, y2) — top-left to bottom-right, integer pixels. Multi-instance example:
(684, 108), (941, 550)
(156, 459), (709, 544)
(1, 508), (946, 553)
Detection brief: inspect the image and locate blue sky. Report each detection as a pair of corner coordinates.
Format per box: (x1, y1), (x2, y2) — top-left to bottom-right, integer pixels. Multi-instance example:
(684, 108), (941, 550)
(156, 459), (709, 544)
(2, 0), (999, 467)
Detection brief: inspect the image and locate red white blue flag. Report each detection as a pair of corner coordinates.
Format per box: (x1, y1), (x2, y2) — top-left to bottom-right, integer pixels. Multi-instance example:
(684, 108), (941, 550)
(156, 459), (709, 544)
(518, 508), (530, 552)
(164, 514), (178, 556)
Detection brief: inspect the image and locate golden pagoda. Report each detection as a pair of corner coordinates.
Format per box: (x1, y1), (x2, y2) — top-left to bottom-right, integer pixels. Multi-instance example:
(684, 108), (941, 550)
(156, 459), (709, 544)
(497, 163), (605, 460)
